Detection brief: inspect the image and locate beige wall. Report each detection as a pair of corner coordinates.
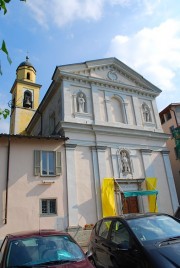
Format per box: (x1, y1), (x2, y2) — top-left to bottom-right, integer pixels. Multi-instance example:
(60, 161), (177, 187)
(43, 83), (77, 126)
(0, 137), (66, 241)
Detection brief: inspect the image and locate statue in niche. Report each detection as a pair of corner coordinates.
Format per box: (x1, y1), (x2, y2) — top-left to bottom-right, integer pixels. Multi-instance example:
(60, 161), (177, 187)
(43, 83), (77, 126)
(142, 104), (151, 122)
(77, 92), (86, 113)
(121, 151), (131, 173)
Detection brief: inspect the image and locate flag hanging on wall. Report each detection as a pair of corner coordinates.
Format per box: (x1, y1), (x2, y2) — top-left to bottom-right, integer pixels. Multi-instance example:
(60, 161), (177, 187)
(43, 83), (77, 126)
(101, 178), (117, 217)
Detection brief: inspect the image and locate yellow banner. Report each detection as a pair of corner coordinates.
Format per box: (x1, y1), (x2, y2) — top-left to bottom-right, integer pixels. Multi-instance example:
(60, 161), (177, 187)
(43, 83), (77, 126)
(146, 178), (158, 212)
(101, 178), (117, 217)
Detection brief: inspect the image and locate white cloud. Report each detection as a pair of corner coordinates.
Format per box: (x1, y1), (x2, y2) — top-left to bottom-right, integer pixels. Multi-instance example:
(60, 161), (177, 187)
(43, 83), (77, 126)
(137, 0), (162, 15)
(106, 19), (180, 91)
(26, 0), (158, 28)
(27, 0), (105, 28)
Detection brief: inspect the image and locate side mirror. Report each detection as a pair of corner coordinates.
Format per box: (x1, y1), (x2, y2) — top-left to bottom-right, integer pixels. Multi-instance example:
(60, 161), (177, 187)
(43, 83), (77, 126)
(85, 250), (93, 258)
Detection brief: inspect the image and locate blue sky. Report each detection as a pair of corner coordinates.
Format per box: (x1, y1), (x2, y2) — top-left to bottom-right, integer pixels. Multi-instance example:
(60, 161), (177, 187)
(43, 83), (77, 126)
(0, 0), (180, 133)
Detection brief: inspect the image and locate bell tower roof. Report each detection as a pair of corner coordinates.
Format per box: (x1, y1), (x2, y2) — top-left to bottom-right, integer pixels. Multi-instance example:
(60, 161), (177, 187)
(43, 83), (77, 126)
(17, 56), (36, 72)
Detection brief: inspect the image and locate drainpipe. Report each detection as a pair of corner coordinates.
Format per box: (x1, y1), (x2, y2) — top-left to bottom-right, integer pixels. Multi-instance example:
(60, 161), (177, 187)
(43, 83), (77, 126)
(4, 135), (11, 224)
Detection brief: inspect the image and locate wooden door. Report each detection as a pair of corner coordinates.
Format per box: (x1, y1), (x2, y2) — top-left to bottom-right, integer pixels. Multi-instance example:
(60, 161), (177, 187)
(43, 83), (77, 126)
(121, 194), (139, 214)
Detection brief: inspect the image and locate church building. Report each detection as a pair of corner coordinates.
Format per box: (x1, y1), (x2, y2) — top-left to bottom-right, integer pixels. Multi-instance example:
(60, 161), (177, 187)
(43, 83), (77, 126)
(0, 57), (178, 240)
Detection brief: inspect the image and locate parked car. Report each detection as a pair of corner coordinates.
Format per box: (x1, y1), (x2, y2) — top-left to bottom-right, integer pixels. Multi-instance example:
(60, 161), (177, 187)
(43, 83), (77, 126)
(0, 229), (93, 268)
(87, 213), (180, 268)
(174, 206), (180, 219)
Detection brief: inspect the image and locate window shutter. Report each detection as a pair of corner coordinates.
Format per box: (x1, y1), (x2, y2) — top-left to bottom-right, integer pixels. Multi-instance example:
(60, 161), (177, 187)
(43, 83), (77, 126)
(56, 151), (62, 175)
(34, 150), (41, 176)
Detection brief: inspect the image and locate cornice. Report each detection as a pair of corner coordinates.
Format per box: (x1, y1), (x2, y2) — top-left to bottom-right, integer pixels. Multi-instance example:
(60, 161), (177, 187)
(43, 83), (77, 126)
(60, 121), (169, 140)
(10, 79), (42, 93)
(58, 70), (159, 98)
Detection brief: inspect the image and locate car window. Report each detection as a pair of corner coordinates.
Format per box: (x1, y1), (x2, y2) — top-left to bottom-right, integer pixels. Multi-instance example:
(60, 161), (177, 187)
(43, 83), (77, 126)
(128, 215), (180, 243)
(110, 220), (130, 246)
(6, 235), (85, 267)
(95, 220), (101, 234)
(99, 220), (112, 239)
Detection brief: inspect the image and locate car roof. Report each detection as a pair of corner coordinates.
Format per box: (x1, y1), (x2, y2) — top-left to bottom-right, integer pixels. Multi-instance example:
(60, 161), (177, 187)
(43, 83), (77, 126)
(100, 212), (173, 221)
(6, 230), (69, 240)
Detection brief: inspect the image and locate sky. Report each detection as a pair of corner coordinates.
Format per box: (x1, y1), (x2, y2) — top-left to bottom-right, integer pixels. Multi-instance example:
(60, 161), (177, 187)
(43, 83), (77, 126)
(0, 0), (180, 133)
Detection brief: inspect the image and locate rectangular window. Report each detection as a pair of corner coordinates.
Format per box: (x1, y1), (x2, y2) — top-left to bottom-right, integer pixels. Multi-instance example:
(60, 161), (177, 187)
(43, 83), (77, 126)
(41, 199), (57, 215)
(160, 115), (165, 124)
(34, 151), (61, 176)
(170, 125), (175, 135)
(166, 111), (172, 121)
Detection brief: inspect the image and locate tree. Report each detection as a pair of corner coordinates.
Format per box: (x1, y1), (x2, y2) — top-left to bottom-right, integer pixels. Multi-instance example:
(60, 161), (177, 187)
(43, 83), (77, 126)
(0, 0), (26, 120)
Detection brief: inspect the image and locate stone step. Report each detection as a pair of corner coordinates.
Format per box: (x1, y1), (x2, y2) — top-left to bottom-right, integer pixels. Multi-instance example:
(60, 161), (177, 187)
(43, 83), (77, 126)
(68, 229), (92, 247)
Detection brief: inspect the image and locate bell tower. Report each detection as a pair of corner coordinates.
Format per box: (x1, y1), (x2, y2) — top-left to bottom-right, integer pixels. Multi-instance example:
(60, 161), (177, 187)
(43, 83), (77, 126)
(9, 56), (41, 134)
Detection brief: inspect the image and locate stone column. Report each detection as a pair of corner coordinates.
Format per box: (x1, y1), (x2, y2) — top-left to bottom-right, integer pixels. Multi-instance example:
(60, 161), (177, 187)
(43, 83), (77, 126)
(161, 150), (179, 212)
(65, 144), (79, 228)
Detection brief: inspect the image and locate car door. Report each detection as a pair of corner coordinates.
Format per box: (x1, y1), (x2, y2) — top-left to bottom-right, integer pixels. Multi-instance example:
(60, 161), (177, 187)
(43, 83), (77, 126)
(93, 218), (113, 268)
(109, 219), (151, 268)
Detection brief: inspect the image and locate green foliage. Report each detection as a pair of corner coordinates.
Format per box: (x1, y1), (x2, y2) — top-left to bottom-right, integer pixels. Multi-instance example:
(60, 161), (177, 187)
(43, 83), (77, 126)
(0, 0), (26, 120)
(0, 0), (26, 68)
(0, 108), (10, 119)
(0, 0), (26, 15)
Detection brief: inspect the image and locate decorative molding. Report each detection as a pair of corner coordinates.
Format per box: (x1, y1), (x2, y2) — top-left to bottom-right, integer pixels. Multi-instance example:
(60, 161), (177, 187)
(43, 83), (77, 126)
(91, 146), (107, 151)
(161, 150), (170, 155)
(59, 71), (158, 98)
(115, 178), (145, 184)
(140, 149), (152, 154)
(40, 180), (55, 184)
(65, 143), (77, 149)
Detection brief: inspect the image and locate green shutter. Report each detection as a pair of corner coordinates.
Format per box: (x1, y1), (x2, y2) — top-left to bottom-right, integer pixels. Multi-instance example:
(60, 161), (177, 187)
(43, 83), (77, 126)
(56, 151), (62, 175)
(34, 150), (41, 176)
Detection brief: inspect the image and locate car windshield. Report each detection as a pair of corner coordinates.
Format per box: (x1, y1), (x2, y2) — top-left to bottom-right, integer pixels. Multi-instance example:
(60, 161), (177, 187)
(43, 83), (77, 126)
(6, 235), (85, 267)
(128, 215), (180, 244)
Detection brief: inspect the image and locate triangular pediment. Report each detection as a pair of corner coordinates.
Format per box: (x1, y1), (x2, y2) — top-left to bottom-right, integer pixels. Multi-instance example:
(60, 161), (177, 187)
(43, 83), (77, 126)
(57, 57), (161, 93)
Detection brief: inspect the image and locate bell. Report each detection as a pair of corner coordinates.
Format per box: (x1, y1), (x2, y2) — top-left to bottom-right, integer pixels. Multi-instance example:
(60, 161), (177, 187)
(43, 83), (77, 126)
(24, 96), (32, 107)
(25, 98), (31, 106)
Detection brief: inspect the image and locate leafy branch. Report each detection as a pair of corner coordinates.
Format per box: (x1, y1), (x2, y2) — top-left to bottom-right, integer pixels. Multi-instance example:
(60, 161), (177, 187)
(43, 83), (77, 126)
(0, 0), (26, 121)
(0, 108), (10, 119)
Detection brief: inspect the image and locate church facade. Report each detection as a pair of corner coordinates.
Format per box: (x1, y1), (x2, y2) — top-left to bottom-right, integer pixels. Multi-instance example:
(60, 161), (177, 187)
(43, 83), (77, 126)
(0, 57), (178, 239)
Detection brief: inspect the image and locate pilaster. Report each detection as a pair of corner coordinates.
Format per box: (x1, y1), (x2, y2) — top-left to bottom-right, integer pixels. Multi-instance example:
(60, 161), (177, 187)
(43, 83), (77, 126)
(140, 149), (154, 177)
(65, 143), (79, 228)
(132, 96), (142, 126)
(161, 150), (179, 212)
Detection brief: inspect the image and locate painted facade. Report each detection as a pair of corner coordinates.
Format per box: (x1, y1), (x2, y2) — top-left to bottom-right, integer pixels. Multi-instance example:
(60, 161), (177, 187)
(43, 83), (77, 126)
(27, 58), (178, 227)
(0, 57), (179, 241)
(159, 103), (180, 203)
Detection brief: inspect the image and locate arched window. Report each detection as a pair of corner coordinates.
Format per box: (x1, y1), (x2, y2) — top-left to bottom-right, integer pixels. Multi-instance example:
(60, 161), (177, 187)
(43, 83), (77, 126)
(111, 97), (124, 123)
(77, 92), (87, 113)
(27, 72), (30, 80)
(23, 90), (32, 108)
(142, 103), (152, 122)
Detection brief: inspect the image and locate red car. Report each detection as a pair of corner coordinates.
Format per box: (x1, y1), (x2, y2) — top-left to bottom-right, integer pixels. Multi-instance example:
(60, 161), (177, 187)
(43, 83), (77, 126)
(0, 230), (93, 268)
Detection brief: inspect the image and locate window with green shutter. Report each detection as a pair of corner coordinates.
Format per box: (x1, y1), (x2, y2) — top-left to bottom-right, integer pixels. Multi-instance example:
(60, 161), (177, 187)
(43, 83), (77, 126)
(34, 150), (62, 176)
